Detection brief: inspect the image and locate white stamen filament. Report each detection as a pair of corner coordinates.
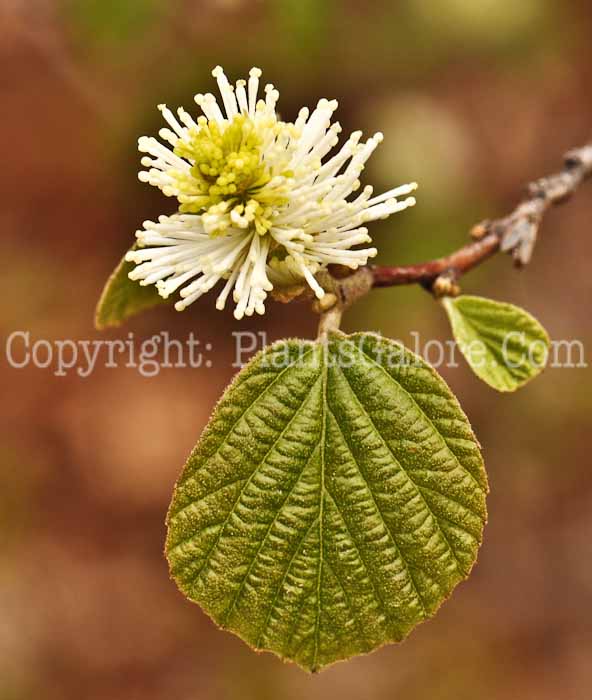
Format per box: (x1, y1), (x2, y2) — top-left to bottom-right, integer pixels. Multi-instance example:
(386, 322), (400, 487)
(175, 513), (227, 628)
(128, 66), (417, 317)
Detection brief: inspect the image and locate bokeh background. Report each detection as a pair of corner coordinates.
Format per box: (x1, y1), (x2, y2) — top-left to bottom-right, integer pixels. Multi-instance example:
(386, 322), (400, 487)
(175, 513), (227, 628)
(1, 1), (591, 698)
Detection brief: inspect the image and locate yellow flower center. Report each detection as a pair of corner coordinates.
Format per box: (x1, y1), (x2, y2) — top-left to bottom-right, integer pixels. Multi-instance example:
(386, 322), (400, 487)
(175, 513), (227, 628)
(172, 114), (291, 236)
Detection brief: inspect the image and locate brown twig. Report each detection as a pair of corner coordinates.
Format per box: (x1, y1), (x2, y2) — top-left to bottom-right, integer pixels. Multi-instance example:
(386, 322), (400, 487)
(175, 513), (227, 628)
(370, 142), (592, 294)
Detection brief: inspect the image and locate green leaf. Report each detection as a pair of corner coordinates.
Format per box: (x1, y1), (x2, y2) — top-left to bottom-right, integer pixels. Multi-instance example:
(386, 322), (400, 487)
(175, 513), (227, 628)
(166, 332), (488, 672)
(442, 295), (550, 392)
(95, 246), (168, 330)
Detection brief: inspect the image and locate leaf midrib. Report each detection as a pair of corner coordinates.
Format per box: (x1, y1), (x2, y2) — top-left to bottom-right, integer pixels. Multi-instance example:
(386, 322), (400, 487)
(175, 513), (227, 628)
(312, 346), (328, 669)
(449, 304), (530, 381)
(182, 362), (322, 595)
(171, 344), (316, 506)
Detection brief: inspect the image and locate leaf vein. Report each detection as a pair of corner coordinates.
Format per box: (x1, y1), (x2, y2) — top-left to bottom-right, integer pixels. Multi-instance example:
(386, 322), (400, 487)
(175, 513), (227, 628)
(181, 368), (321, 593)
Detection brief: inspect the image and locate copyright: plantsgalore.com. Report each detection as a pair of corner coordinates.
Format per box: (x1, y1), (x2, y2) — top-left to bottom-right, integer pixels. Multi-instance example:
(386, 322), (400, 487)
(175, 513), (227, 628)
(3, 330), (588, 378)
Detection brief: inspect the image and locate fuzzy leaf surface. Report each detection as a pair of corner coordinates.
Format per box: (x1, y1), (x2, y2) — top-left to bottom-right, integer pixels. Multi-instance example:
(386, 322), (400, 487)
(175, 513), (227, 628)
(166, 333), (488, 671)
(95, 246), (167, 329)
(442, 295), (550, 392)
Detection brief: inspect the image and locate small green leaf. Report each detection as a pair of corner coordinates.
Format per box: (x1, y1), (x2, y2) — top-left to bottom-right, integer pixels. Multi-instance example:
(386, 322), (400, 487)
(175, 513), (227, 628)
(166, 333), (487, 672)
(442, 295), (550, 392)
(95, 246), (167, 330)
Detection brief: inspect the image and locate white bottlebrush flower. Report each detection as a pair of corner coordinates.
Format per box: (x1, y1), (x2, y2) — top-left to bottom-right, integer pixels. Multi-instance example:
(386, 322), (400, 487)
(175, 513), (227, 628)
(126, 66), (417, 319)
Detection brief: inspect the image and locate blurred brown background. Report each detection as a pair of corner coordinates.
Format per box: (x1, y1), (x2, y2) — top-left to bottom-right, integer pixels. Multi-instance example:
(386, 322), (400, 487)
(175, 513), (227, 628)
(1, 1), (591, 698)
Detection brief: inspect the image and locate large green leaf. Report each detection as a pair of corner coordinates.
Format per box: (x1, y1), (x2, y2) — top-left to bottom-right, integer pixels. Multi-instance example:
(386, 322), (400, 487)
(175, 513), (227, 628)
(95, 246), (167, 329)
(166, 333), (488, 672)
(442, 295), (550, 392)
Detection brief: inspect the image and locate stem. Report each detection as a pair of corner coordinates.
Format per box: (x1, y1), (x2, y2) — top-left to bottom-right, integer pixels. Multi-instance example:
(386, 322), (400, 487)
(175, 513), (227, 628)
(371, 234), (500, 289)
(317, 305), (343, 337)
(315, 267), (374, 337)
(370, 142), (592, 292)
(305, 141), (591, 327)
